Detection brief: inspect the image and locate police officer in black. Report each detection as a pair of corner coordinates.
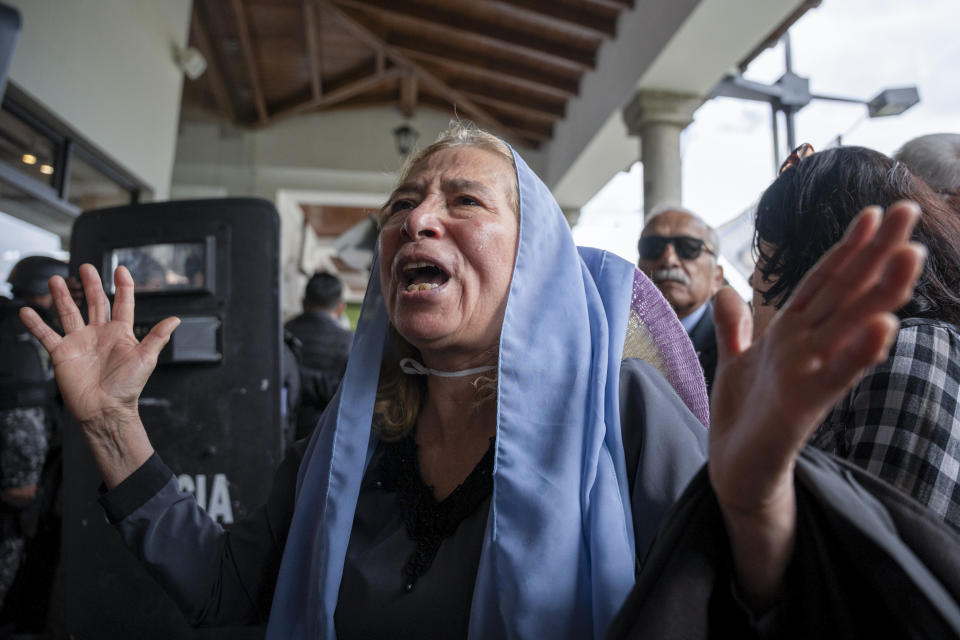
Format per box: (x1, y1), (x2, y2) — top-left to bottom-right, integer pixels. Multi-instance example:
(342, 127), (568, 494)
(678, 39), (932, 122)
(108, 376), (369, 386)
(0, 256), (67, 612)
(285, 272), (353, 441)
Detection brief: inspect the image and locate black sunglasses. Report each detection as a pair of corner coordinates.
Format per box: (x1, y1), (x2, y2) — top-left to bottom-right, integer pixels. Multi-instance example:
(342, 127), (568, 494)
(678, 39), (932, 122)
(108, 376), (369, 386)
(639, 235), (714, 261)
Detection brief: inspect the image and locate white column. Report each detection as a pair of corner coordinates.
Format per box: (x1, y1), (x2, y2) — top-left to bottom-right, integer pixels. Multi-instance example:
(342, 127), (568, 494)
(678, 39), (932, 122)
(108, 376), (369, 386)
(623, 90), (701, 221)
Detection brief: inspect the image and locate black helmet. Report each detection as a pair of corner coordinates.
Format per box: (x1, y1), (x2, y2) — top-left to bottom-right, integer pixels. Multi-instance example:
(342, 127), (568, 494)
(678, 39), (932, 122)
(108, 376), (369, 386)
(7, 255), (69, 297)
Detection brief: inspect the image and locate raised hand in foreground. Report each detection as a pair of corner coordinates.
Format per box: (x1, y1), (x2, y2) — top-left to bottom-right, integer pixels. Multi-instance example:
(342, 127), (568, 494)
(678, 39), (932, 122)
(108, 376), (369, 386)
(19, 263), (179, 488)
(708, 201), (925, 610)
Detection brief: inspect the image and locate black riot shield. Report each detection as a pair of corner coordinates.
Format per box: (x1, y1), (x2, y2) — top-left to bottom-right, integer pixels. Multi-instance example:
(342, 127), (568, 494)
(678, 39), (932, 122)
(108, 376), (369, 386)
(63, 199), (283, 639)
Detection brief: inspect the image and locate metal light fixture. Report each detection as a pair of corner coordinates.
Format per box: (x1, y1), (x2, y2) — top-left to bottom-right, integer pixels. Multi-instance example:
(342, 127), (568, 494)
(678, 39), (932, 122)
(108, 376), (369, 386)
(710, 33), (921, 171)
(867, 87), (920, 118)
(175, 46), (208, 81)
(21, 152), (36, 165)
(392, 123), (419, 157)
(39, 164), (54, 175)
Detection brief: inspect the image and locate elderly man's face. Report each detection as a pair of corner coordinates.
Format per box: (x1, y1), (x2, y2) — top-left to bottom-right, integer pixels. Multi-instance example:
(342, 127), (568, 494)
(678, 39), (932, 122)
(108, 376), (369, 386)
(379, 147), (519, 369)
(637, 210), (723, 320)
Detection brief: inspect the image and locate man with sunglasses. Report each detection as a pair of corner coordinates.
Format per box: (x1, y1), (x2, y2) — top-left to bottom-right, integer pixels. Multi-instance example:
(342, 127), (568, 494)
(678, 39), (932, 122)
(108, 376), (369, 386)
(638, 206), (724, 394)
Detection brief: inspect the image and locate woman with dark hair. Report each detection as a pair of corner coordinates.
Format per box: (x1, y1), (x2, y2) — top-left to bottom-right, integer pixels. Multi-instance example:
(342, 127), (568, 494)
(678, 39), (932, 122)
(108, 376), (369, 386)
(752, 143), (960, 529)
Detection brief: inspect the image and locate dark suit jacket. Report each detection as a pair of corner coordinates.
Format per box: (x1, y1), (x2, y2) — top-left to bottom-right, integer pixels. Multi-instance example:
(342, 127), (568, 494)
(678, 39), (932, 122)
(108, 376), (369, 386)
(687, 302), (717, 396)
(284, 310), (353, 440)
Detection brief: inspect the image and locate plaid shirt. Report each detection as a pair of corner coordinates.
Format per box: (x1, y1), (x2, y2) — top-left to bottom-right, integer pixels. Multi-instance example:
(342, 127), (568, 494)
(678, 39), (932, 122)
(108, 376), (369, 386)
(811, 317), (960, 530)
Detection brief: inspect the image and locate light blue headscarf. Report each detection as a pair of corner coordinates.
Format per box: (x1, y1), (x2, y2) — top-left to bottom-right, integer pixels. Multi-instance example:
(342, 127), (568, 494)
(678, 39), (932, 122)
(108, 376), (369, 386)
(266, 146), (700, 638)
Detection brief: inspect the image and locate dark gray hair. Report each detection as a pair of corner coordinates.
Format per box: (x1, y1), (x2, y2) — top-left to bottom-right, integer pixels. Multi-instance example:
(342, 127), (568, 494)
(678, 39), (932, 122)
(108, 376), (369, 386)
(894, 133), (960, 196)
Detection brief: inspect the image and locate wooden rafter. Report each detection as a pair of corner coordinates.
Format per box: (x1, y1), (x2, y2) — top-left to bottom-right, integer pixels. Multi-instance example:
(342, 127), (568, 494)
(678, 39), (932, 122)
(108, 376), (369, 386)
(318, 0), (529, 142)
(482, 0), (618, 39)
(465, 94), (560, 125)
(189, 7), (235, 120)
(395, 46), (578, 99)
(492, 118), (551, 142)
(400, 70), (418, 119)
(585, 0), (634, 11)
(230, 0), (268, 123)
(332, 0), (595, 71)
(303, 0), (323, 100)
(321, 69), (398, 108)
(183, 0), (639, 146)
(451, 81), (566, 119)
(266, 67), (402, 125)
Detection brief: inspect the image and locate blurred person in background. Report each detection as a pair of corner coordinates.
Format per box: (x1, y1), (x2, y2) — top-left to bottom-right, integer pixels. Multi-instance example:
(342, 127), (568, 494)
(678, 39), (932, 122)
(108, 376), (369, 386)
(285, 272), (353, 441)
(0, 256), (67, 614)
(752, 143), (960, 530)
(894, 133), (960, 213)
(638, 207), (724, 394)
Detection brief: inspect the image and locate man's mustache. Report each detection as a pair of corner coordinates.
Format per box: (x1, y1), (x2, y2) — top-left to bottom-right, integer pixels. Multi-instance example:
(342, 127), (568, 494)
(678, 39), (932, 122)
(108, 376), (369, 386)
(652, 268), (691, 286)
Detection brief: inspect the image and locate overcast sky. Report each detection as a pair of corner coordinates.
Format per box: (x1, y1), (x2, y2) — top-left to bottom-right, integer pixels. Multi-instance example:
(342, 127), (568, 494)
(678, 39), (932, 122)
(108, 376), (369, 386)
(573, 0), (960, 263)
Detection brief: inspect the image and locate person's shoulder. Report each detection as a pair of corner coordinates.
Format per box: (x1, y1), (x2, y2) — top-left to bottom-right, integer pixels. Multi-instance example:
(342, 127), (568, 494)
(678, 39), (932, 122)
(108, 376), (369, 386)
(856, 317), (960, 394)
(620, 358), (666, 380)
(0, 296), (29, 331)
(891, 318), (960, 360)
(285, 311), (327, 334)
(899, 317), (960, 336)
(0, 295), (22, 316)
(283, 313), (304, 332)
(620, 357), (671, 388)
(688, 302), (717, 346)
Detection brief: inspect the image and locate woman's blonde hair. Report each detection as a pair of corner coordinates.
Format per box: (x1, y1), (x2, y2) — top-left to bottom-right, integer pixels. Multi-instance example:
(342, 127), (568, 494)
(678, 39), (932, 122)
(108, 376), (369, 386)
(373, 121), (517, 440)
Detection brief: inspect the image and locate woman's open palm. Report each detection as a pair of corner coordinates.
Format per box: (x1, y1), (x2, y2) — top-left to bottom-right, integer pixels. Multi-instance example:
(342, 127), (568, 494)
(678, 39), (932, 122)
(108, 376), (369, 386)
(709, 202), (925, 513)
(18, 263), (179, 428)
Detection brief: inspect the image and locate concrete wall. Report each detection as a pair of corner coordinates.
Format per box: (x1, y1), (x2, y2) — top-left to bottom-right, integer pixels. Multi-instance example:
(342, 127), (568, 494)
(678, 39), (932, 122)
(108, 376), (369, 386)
(6, 0), (193, 199)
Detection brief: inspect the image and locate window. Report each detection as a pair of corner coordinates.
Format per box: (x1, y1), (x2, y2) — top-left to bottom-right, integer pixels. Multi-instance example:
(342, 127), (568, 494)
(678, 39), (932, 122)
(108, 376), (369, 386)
(0, 83), (147, 241)
(0, 106), (58, 188)
(68, 150), (137, 211)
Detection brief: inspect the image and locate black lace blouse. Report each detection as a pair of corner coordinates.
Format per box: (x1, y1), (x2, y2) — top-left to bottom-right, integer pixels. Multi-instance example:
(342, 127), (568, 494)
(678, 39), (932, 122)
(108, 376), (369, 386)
(335, 435), (495, 639)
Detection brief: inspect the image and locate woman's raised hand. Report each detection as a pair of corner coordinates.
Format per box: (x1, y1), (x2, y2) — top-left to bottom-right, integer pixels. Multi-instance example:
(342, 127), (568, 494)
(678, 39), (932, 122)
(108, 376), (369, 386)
(19, 263), (179, 487)
(708, 201), (925, 609)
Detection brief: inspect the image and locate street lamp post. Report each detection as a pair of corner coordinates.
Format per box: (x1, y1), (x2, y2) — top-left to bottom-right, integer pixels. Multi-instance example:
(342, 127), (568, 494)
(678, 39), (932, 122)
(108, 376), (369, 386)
(709, 33), (920, 172)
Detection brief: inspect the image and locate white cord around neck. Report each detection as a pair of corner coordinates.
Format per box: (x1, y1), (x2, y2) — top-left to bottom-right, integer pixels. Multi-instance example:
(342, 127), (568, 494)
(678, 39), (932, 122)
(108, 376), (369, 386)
(399, 357), (496, 378)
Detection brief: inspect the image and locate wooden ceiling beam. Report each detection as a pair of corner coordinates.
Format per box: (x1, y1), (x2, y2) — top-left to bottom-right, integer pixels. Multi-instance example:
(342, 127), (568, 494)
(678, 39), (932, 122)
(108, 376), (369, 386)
(400, 70), (418, 119)
(331, 0), (594, 71)
(318, 0), (529, 142)
(323, 68), (400, 107)
(496, 121), (551, 143)
(584, 0), (634, 11)
(392, 41), (579, 97)
(230, 0), (268, 123)
(410, 78), (566, 123)
(446, 79), (566, 118)
(461, 93), (560, 126)
(189, 6), (235, 120)
(482, 0), (618, 39)
(265, 67), (402, 125)
(302, 0), (323, 100)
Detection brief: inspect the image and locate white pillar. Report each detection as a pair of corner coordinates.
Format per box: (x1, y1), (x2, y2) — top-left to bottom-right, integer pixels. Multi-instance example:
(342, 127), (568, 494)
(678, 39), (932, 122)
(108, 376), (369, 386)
(623, 90), (701, 221)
